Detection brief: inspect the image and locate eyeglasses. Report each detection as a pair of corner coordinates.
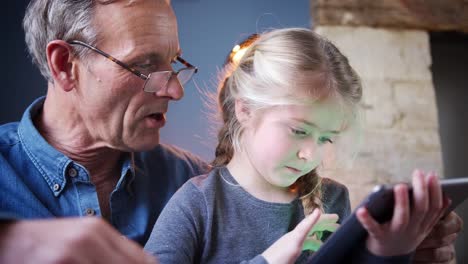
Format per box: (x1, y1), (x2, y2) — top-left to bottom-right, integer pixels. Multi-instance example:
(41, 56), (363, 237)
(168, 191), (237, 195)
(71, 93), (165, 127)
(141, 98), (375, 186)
(68, 40), (198, 93)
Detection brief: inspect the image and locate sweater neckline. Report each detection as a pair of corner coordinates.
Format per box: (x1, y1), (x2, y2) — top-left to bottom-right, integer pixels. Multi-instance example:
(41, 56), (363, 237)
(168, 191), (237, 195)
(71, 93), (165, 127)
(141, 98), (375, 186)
(217, 166), (301, 210)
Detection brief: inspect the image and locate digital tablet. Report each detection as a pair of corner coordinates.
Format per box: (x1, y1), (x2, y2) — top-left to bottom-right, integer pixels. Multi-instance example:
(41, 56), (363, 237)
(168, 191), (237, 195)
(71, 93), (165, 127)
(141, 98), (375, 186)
(308, 177), (468, 264)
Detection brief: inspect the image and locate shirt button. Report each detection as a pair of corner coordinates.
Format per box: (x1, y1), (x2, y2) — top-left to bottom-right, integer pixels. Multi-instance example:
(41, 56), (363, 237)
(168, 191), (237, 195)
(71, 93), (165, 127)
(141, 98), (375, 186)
(53, 184), (61, 191)
(68, 167), (78, 177)
(85, 208), (95, 216)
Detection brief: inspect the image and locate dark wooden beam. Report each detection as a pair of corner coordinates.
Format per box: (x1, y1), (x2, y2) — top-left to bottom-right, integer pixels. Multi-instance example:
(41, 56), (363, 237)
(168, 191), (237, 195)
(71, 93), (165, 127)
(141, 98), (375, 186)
(312, 0), (468, 33)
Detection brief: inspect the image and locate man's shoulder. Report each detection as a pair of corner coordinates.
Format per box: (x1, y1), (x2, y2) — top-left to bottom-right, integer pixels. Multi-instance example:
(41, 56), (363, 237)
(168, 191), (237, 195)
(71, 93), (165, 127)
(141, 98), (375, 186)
(138, 143), (211, 176)
(0, 122), (20, 148)
(153, 143), (204, 162)
(320, 177), (351, 221)
(153, 143), (209, 168)
(321, 177), (348, 193)
(321, 177), (349, 202)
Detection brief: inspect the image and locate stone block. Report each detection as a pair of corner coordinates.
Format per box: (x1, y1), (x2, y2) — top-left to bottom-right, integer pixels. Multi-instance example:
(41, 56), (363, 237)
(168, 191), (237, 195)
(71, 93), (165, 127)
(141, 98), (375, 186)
(315, 26), (432, 81)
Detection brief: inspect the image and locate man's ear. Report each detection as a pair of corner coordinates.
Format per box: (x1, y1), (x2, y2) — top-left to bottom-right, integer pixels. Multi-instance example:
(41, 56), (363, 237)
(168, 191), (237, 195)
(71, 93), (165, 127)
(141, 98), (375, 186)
(46, 40), (77, 92)
(234, 99), (251, 124)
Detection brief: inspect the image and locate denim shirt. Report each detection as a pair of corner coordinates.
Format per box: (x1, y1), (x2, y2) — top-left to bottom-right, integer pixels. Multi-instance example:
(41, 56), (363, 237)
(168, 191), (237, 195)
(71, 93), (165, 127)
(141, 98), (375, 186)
(0, 97), (210, 245)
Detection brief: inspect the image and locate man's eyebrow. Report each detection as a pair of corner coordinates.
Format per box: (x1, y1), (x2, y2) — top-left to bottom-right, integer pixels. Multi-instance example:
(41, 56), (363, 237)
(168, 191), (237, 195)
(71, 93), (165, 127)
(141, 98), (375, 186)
(124, 53), (162, 65)
(291, 118), (340, 134)
(126, 50), (181, 65)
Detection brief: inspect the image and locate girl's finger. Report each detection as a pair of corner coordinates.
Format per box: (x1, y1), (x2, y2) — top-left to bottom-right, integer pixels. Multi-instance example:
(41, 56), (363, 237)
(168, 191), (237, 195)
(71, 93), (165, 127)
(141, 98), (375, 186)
(292, 209), (321, 242)
(356, 207), (384, 239)
(428, 173), (444, 217)
(390, 184), (410, 232)
(318, 213), (339, 223)
(309, 214), (339, 232)
(428, 172), (443, 212)
(411, 169), (428, 226)
(420, 173), (444, 231)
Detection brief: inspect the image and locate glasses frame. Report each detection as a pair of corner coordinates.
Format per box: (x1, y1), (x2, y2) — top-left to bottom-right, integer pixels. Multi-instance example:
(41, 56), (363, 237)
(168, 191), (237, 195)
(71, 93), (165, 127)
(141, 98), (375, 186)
(68, 40), (198, 92)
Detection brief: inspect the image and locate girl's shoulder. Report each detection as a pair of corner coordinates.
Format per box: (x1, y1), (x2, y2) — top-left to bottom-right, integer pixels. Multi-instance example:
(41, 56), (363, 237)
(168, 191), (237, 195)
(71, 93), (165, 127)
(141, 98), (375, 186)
(183, 167), (227, 199)
(187, 167), (220, 189)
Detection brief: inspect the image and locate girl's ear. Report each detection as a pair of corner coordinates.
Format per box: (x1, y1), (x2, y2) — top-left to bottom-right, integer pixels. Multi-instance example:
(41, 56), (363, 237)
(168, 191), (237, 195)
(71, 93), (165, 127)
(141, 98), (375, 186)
(234, 99), (251, 124)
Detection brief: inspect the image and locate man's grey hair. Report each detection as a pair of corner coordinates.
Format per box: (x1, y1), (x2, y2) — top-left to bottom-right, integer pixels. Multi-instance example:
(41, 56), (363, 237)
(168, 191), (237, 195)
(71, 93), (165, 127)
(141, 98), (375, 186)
(23, 0), (104, 82)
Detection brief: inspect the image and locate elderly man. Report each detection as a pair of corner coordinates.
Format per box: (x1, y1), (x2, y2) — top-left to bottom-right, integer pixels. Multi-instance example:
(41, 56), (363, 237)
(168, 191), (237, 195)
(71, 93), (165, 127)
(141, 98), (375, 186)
(0, 0), (208, 262)
(0, 0), (462, 263)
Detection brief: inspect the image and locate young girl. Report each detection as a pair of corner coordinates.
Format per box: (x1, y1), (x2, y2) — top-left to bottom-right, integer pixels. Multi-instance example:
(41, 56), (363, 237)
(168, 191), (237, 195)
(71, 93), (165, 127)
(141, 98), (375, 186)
(145, 28), (447, 264)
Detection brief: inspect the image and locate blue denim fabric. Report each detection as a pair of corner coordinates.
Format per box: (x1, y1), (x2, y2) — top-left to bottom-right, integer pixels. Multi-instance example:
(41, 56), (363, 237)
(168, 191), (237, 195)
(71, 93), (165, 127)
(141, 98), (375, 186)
(0, 97), (210, 245)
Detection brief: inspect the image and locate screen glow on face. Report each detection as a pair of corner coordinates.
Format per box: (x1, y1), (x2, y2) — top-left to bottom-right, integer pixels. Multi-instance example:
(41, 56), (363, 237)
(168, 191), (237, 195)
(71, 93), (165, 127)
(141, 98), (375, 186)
(242, 100), (348, 188)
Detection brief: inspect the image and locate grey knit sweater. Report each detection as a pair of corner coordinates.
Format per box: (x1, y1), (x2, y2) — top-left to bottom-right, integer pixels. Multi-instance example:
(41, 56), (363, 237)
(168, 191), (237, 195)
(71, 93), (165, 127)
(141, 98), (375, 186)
(144, 166), (410, 264)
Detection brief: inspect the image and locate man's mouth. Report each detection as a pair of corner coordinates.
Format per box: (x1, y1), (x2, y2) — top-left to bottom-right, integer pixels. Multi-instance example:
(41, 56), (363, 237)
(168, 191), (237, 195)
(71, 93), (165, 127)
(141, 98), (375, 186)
(149, 113), (164, 121)
(145, 113), (166, 128)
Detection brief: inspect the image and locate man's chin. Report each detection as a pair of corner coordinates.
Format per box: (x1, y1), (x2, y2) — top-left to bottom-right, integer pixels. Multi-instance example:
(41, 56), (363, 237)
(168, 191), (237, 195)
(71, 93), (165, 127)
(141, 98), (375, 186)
(124, 134), (160, 152)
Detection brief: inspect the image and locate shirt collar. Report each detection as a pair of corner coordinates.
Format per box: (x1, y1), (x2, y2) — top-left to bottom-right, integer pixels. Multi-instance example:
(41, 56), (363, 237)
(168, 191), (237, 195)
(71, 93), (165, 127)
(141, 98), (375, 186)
(17, 97), (136, 196)
(18, 97), (71, 196)
(118, 153), (136, 195)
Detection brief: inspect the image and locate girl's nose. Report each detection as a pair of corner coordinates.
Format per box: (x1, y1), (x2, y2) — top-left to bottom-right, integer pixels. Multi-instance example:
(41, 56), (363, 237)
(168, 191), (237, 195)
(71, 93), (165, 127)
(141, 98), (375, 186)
(297, 138), (326, 166)
(298, 143), (316, 161)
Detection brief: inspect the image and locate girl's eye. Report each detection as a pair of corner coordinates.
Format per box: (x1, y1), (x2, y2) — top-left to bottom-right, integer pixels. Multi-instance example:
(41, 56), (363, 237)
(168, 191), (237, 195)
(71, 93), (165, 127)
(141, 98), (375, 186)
(318, 136), (333, 144)
(291, 128), (307, 136)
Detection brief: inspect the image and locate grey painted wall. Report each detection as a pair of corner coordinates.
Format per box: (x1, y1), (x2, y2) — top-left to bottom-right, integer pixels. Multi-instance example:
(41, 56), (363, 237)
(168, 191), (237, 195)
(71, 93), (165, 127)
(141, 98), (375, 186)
(2, 1), (46, 124)
(431, 31), (468, 264)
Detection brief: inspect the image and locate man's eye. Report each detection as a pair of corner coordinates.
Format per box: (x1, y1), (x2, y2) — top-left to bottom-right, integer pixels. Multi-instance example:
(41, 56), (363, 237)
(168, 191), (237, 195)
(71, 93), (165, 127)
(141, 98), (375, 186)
(138, 64), (154, 69)
(136, 64), (160, 74)
(318, 136), (333, 144)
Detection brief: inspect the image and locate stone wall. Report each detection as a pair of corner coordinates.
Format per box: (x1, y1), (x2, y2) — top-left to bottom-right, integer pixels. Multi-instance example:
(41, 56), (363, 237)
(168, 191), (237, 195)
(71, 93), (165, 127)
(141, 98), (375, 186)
(316, 26), (444, 208)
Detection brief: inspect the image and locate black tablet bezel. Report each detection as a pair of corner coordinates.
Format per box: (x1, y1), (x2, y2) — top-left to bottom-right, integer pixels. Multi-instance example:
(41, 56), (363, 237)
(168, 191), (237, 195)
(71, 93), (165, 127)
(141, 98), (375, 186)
(308, 177), (468, 263)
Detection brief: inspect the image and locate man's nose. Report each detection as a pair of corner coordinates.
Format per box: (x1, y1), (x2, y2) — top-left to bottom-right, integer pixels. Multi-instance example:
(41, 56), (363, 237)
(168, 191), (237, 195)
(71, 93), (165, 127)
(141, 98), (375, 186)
(154, 75), (184, 100)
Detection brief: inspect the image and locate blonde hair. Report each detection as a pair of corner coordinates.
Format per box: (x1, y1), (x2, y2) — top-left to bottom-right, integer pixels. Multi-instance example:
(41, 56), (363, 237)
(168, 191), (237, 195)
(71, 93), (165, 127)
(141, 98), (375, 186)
(212, 28), (362, 214)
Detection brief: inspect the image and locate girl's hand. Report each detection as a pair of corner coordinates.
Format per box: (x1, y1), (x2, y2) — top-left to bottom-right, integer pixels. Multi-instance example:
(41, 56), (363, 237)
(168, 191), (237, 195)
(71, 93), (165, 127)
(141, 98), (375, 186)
(303, 213), (339, 252)
(262, 209), (321, 264)
(356, 170), (449, 257)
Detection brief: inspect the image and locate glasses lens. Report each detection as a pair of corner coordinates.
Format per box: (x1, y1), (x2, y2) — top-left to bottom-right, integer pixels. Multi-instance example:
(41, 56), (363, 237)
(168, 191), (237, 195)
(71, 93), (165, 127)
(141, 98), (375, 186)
(177, 68), (196, 85)
(143, 71), (172, 93)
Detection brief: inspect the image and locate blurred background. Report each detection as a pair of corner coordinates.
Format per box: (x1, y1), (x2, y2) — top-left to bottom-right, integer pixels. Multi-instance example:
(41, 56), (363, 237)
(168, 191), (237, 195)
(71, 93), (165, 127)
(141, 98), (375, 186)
(3, 0), (467, 262)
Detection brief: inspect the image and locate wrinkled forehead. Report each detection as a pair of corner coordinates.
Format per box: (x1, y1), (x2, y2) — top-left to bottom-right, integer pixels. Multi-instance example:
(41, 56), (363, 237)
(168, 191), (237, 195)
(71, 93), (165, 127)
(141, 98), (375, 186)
(92, 0), (179, 59)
